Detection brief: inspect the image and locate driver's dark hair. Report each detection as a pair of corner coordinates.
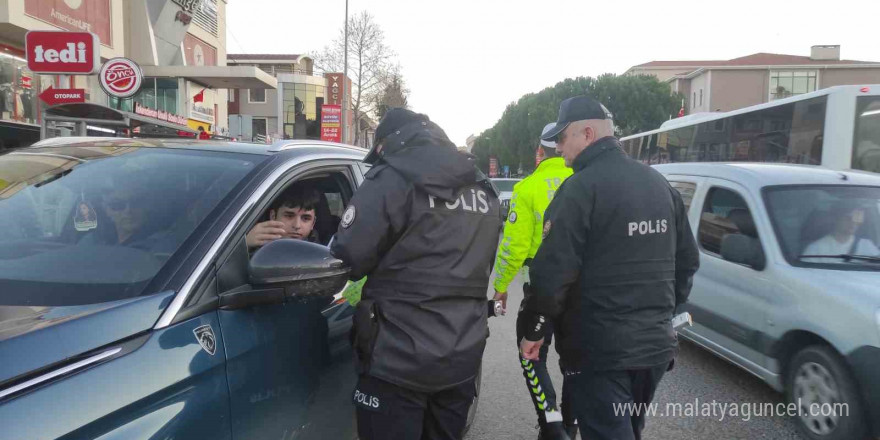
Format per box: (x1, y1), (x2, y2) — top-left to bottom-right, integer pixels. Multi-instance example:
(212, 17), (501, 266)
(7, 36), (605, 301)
(272, 185), (322, 213)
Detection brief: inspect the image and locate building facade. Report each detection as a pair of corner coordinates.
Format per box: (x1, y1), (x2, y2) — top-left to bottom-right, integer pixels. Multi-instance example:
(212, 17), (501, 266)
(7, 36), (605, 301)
(0, 0), (275, 148)
(227, 54), (375, 148)
(626, 45), (880, 115)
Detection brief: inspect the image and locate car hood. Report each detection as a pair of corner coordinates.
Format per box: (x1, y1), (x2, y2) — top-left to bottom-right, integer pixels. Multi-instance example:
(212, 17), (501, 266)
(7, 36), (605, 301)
(0, 291), (175, 385)
(794, 267), (880, 305)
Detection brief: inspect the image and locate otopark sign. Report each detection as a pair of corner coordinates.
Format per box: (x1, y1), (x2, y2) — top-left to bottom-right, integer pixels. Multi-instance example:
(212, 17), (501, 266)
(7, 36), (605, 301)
(100, 58), (144, 99)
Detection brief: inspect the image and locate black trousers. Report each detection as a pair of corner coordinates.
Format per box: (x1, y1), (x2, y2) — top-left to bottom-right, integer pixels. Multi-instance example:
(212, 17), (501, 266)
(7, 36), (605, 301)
(516, 285), (575, 428)
(565, 362), (670, 440)
(354, 374), (476, 440)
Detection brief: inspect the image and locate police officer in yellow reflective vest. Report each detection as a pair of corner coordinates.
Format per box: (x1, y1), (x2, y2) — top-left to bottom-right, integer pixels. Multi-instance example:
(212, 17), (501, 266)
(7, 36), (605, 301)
(492, 123), (575, 440)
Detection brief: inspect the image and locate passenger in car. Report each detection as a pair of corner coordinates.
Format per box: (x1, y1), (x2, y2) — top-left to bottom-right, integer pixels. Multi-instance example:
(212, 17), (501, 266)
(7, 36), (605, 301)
(802, 200), (880, 260)
(246, 185), (321, 249)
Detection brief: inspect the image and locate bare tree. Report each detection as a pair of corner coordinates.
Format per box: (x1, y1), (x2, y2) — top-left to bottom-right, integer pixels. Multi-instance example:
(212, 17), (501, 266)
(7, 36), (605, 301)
(375, 68), (410, 119)
(314, 11), (396, 145)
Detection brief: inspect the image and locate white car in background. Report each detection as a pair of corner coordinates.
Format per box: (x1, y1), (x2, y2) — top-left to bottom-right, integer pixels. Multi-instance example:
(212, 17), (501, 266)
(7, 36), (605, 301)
(656, 162), (880, 440)
(491, 178), (521, 219)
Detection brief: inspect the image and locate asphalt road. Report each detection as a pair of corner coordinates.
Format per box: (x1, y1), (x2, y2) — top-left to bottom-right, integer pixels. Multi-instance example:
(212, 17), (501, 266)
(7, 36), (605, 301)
(466, 274), (804, 440)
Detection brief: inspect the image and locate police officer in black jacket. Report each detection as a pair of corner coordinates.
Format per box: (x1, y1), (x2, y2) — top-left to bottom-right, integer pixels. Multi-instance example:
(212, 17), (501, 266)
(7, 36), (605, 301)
(331, 108), (502, 440)
(519, 96), (700, 440)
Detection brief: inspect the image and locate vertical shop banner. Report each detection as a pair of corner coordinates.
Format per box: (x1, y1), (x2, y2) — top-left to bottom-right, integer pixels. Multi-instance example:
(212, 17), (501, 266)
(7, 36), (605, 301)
(320, 105), (342, 143)
(489, 157), (498, 178)
(25, 0), (112, 47)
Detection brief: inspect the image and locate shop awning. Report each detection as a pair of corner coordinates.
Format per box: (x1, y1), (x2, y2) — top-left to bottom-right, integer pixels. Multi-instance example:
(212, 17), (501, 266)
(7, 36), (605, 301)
(141, 65), (278, 89)
(42, 103), (196, 136)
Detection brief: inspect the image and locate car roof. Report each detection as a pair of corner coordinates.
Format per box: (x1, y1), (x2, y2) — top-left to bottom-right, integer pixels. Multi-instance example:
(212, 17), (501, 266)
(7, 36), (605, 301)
(653, 162), (880, 188)
(23, 137), (367, 160)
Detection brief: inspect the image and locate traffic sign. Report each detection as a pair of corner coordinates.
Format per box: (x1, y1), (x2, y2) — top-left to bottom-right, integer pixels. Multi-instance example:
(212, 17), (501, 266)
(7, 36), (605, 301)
(38, 86), (86, 106)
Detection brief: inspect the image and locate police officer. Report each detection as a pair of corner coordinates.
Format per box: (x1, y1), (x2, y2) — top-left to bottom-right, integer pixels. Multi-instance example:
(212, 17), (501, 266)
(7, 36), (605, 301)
(519, 96), (700, 440)
(492, 123), (575, 440)
(331, 108), (502, 440)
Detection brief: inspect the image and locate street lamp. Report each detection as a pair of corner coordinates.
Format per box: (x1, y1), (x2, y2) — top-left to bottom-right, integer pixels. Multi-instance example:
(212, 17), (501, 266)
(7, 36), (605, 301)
(341, 0), (349, 144)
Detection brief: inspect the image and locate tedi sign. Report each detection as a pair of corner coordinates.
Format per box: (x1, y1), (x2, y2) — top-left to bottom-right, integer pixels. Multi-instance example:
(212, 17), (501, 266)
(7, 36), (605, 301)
(26, 31), (100, 74)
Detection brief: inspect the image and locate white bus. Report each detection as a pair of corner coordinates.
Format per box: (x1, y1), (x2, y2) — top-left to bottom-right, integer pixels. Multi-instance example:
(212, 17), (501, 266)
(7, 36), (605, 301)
(620, 85), (880, 173)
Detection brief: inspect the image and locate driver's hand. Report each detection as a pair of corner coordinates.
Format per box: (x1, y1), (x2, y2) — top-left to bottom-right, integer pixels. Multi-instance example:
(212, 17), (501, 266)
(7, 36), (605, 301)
(246, 221), (287, 248)
(492, 290), (508, 315)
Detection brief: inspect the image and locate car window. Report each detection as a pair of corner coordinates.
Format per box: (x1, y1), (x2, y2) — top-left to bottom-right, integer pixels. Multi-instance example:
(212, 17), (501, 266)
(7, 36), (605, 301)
(0, 147), (266, 306)
(668, 181), (697, 213)
(698, 187), (759, 255)
(764, 185), (880, 268)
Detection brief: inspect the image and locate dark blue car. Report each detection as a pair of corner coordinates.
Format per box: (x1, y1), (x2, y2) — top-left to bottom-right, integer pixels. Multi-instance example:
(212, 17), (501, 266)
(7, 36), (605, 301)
(0, 138), (480, 439)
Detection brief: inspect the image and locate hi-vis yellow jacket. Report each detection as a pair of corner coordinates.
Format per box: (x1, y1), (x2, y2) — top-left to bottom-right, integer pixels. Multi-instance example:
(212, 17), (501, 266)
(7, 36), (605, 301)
(493, 157), (573, 292)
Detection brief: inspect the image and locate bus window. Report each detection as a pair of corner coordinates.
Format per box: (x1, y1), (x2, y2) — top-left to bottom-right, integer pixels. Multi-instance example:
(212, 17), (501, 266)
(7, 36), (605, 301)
(853, 97), (880, 173)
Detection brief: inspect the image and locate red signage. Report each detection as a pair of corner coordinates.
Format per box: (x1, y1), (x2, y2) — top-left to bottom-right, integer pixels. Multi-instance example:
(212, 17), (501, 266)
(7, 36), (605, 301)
(321, 105), (342, 143)
(489, 157), (499, 178)
(134, 102), (188, 126)
(25, 0), (112, 47)
(26, 31), (100, 74)
(184, 33), (217, 67)
(21, 75), (32, 89)
(38, 86), (86, 106)
(100, 58), (143, 98)
(324, 73), (350, 106)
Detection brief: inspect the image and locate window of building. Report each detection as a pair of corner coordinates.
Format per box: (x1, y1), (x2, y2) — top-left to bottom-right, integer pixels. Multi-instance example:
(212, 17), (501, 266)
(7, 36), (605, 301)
(249, 88), (266, 103)
(193, 0), (219, 36)
(0, 50), (41, 127)
(698, 187), (758, 255)
(109, 78), (180, 115)
(229, 89), (235, 103)
(281, 81), (326, 140)
(770, 71), (818, 100)
(252, 117), (268, 140)
(693, 92), (696, 109)
(668, 181), (698, 213)
(699, 89), (703, 106)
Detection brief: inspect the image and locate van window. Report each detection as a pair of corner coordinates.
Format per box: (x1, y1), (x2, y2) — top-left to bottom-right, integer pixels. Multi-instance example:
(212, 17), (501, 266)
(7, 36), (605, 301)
(698, 187), (759, 255)
(668, 181), (697, 213)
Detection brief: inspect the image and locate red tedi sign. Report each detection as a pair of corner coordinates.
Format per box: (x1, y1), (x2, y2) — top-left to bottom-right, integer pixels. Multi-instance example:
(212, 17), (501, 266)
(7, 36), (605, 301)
(100, 58), (143, 98)
(26, 31), (100, 74)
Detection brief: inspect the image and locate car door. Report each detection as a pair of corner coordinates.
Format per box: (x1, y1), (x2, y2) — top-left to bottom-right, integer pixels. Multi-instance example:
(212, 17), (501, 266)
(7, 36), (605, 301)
(214, 158), (361, 440)
(679, 177), (775, 373)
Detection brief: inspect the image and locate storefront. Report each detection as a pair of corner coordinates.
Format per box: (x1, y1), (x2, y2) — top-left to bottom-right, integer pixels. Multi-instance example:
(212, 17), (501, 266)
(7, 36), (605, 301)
(277, 74), (327, 140)
(0, 44), (43, 150)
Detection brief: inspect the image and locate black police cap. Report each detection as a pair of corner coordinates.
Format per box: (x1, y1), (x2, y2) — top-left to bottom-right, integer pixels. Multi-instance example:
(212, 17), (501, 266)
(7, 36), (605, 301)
(541, 96), (613, 142)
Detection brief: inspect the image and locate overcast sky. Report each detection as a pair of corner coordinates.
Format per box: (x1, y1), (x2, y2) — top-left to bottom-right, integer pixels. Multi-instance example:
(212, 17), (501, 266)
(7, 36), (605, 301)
(227, 0), (879, 145)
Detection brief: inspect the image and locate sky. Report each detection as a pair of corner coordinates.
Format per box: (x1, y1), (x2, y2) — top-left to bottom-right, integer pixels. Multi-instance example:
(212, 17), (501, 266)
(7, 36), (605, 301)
(226, 0), (880, 146)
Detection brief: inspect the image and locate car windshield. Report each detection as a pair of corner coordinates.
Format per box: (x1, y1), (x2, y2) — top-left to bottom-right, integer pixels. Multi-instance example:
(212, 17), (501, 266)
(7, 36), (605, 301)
(764, 185), (880, 269)
(492, 179), (519, 192)
(0, 145), (265, 306)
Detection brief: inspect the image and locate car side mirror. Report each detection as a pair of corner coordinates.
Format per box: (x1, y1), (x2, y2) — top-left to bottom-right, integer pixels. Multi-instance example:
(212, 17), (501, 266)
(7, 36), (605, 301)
(249, 239), (350, 297)
(720, 233), (765, 270)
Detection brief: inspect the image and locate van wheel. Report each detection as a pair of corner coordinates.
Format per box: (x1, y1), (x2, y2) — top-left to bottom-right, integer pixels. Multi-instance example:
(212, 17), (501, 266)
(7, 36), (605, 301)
(463, 365), (482, 436)
(786, 345), (868, 440)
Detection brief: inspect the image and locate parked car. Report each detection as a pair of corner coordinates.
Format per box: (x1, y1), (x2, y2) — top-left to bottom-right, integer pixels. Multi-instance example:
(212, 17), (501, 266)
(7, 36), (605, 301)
(656, 162), (880, 440)
(0, 137), (481, 439)
(491, 178), (521, 219)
